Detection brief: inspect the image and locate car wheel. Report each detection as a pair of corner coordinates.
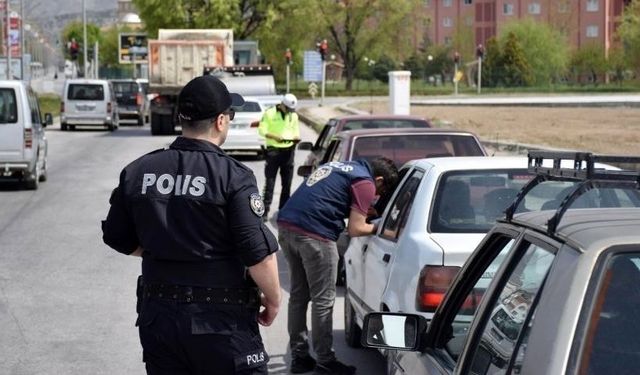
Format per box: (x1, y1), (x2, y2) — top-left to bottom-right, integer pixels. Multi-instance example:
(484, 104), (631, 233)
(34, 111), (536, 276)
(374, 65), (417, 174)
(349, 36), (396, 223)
(24, 160), (40, 190)
(336, 256), (346, 286)
(61, 122), (68, 131)
(39, 155), (48, 182)
(108, 122), (116, 131)
(344, 288), (361, 348)
(137, 115), (144, 126)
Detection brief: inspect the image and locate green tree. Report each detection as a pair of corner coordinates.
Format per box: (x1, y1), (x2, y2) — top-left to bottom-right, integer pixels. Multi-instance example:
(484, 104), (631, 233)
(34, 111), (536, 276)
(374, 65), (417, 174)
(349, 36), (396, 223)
(372, 55), (396, 82)
(132, 0), (288, 39)
(501, 32), (533, 86)
(618, 0), (640, 78)
(61, 21), (101, 68)
(499, 19), (569, 85)
(99, 25), (134, 68)
(452, 23), (475, 64)
(569, 43), (608, 85)
(607, 47), (629, 85)
(481, 37), (502, 87)
(309, 0), (423, 90)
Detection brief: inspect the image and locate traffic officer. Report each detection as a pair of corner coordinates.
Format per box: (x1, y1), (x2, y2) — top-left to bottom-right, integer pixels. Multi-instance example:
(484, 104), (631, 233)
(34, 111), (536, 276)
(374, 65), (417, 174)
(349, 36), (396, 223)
(258, 93), (300, 221)
(102, 75), (281, 375)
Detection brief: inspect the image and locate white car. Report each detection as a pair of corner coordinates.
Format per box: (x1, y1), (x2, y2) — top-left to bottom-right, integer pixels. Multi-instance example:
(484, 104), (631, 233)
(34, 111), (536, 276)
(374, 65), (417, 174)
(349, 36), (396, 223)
(344, 156), (537, 347)
(222, 97), (265, 156)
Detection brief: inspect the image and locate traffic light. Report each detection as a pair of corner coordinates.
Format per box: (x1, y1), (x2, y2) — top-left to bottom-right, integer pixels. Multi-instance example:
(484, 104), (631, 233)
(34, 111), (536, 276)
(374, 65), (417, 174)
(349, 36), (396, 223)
(476, 44), (485, 59)
(453, 51), (460, 65)
(69, 39), (79, 60)
(317, 39), (328, 61)
(285, 48), (292, 65)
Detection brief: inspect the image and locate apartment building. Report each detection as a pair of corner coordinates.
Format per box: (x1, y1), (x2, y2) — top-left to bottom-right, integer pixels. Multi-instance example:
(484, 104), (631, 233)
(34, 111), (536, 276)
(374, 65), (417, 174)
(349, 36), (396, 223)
(423, 0), (632, 54)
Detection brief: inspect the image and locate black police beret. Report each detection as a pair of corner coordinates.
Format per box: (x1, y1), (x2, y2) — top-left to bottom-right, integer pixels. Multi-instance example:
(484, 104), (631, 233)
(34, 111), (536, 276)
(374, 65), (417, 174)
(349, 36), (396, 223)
(177, 75), (244, 121)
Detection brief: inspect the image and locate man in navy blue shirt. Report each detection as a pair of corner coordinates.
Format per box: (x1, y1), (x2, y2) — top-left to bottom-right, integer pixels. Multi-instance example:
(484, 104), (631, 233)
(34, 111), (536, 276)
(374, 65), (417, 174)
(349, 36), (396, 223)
(277, 158), (398, 374)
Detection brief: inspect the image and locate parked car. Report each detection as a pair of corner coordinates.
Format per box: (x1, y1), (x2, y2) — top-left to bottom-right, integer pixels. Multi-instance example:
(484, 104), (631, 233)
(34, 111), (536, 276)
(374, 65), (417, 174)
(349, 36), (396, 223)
(297, 128), (485, 177)
(298, 115), (432, 172)
(221, 97), (265, 157)
(344, 156), (535, 347)
(359, 151), (640, 375)
(60, 79), (118, 131)
(111, 79), (147, 126)
(0, 80), (52, 189)
(135, 78), (151, 123)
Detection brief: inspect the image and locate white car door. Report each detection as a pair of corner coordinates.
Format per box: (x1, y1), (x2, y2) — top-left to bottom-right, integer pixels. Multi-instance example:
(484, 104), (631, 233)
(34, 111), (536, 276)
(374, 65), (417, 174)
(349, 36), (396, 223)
(362, 168), (426, 313)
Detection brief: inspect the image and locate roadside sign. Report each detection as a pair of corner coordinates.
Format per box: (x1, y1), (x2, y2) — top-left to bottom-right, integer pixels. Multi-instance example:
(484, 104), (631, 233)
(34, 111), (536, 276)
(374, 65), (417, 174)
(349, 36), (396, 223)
(308, 82), (318, 99)
(454, 70), (463, 83)
(119, 33), (148, 64)
(303, 50), (323, 82)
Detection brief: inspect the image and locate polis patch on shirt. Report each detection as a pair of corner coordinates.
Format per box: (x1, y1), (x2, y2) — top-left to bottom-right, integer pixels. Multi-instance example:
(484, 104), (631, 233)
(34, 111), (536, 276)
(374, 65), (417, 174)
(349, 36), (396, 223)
(250, 193), (265, 217)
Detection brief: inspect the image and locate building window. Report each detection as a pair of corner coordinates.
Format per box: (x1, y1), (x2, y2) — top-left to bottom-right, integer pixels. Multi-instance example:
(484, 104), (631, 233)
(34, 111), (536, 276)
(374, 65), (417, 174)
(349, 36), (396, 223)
(464, 0), (473, 4)
(558, 1), (568, 13)
(528, 2), (541, 14)
(443, 17), (453, 27)
(586, 25), (599, 37)
(503, 3), (514, 15)
(587, 0), (599, 12)
(444, 0), (452, 7)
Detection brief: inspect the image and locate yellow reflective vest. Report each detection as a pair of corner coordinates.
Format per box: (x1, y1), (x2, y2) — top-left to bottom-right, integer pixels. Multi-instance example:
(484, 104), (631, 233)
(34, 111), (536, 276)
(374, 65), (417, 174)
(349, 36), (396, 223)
(258, 106), (300, 148)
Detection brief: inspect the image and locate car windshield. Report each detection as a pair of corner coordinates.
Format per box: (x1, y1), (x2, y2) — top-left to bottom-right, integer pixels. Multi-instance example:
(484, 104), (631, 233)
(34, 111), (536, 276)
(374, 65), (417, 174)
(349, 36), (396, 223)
(232, 101), (261, 112)
(430, 169), (533, 233)
(68, 84), (104, 100)
(112, 82), (138, 93)
(351, 134), (484, 167)
(341, 119), (427, 131)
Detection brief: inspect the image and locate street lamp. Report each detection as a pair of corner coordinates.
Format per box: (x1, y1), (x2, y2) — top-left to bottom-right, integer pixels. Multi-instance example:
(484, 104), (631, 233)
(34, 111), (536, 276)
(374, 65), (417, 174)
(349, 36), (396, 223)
(364, 57), (376, 114)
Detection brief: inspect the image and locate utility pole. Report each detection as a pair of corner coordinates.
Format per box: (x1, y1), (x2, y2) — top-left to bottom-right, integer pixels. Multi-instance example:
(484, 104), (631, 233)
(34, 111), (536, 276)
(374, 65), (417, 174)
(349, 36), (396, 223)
(20, 0), (24, 80)
(6, 0), (11, 79)
(94, 41), (98, 78)
(82, 0), (87, 78)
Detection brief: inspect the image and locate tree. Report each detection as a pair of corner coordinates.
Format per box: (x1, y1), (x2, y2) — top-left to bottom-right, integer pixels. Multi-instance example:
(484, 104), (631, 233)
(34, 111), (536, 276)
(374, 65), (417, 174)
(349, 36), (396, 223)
(569, 43), (608, 85)
(481, 37), (502, 87)
(618, 0), (640, 78)
(61, 21), (101, 67)
(132, 0), (289, 39)
(372, 55), (396, 83)
(499, 19), (569, 85)
(99, 25), (135, 68)
(308, 0), (423, 90)
(501, 32), (533, 86)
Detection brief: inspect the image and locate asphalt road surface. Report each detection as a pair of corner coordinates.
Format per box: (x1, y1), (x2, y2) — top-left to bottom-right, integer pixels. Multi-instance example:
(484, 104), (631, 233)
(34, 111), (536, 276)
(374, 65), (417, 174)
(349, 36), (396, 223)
(0, 116), (385, 374)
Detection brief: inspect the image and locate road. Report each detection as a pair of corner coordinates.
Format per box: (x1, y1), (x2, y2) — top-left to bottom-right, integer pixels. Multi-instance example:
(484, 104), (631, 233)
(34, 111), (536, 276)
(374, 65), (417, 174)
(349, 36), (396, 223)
(0, 116), (385, 374)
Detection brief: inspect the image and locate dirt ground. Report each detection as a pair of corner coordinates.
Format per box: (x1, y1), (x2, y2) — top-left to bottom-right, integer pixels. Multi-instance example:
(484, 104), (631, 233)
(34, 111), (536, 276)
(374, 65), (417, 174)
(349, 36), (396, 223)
(351, 101), (640, 155)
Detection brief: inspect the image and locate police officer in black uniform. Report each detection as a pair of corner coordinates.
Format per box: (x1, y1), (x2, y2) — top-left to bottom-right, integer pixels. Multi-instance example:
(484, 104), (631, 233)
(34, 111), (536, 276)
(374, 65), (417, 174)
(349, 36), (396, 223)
(102, 75), (281, 375)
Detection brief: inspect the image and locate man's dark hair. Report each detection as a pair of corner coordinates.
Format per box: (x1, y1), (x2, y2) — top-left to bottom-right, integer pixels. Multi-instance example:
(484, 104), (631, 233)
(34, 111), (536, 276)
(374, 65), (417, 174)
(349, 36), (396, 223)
(180, 117), (216, 133)
(370, 157), (399, 196)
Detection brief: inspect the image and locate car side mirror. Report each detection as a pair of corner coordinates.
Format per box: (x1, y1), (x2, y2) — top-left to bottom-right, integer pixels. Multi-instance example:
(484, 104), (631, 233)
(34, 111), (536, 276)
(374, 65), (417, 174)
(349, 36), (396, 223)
(297, 141), (313, 151)
(43, 113), (53, 127)
(297, 165), (313, 177)
(361, 312), (426, 351)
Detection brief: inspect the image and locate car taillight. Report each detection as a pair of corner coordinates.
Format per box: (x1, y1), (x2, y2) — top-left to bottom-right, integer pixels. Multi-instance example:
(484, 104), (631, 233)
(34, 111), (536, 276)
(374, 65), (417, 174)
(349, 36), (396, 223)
(107, 102), (112, 112)
(416, 265), (460, 312)
(60, 101), (65, 113)
(250, 121), (259, 128)
(24, 128), (33, 149)
(136, 93), (143, 106)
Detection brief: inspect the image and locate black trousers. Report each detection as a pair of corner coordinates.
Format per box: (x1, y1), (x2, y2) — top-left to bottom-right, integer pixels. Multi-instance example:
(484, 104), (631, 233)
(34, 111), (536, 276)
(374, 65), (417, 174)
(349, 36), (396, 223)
(263, 146), (295, 214)
(137, 299), (268, 375)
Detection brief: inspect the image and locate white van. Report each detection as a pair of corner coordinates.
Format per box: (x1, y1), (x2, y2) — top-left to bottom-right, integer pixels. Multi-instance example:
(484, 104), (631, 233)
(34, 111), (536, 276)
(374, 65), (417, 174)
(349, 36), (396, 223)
(60, 79), (118, 131)
(0, 80), (52, 189)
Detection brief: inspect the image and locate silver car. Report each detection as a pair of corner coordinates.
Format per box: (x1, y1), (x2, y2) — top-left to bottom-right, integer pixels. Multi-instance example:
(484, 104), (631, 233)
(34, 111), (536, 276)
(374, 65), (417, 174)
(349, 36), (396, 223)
(361, 151), (640, 375)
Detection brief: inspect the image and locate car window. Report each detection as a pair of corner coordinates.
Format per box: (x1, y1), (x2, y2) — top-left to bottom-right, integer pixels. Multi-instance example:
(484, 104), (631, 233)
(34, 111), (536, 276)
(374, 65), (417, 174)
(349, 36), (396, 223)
(430, 170), (533, 233)
(27, 90), (41, 125)
(525, 181), (640, 211)
(350, 134), (484, 168)
(341, 119), (428, 130)
(467, 242), (555, 375)
(0, 88), (17, 123)
(315, 120), (338, 150)
(68, 84), (105, 100)
(112, 82), (138, 93)
(579, 252), (640, 374)
(444, 238), (516, 360)
(380, 169), (424, 241)
(232, 101), (261, 112)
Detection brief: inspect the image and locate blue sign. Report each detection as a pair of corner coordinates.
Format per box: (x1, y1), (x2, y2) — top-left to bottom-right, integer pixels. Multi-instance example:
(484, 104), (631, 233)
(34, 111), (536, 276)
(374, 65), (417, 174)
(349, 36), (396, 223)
(303, 50), (323, 82)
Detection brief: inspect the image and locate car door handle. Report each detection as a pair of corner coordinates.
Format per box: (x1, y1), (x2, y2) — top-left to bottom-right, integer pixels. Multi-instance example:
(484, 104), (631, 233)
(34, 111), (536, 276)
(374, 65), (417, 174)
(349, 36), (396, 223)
(382, 254), (391, 263)
(362, 245), (368, 254)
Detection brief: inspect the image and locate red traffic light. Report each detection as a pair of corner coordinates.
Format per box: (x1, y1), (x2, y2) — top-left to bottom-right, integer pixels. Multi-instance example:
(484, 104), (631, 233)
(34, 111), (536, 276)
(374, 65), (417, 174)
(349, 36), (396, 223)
(285, 48), (292, 64)
(453, 52), (460, 64)
(476, 44), (485, 59)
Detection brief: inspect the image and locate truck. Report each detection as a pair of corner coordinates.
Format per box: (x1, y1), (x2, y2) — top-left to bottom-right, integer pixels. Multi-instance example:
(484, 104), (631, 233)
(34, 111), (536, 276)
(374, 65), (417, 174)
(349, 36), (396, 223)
(148, 29), (279, 136)
(148, 29), (233, 135)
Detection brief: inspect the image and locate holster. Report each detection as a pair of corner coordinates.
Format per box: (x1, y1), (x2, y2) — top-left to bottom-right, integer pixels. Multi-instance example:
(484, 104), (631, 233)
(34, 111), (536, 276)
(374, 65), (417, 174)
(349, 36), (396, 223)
(136, 275), (143, 314)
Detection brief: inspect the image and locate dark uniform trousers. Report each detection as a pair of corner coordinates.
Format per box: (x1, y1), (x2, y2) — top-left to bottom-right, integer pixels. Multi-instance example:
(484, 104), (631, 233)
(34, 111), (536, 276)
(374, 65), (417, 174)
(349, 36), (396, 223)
(263, 146), (295, 215)
(137, 299), (268, 375)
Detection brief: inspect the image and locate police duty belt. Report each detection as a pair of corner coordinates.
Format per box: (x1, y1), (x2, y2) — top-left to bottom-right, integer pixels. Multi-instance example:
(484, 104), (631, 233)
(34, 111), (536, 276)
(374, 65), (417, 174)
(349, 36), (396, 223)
(143, 284), (261, 308)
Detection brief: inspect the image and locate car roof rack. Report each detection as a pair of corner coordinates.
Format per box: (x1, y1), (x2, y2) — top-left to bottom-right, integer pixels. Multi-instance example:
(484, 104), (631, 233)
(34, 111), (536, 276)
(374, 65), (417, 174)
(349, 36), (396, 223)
(505, 151), (640, 235)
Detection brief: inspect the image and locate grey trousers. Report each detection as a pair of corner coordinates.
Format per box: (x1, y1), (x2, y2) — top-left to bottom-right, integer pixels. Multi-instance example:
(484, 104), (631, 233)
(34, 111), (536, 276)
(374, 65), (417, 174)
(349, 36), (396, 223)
(279, 227), (338, 364)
